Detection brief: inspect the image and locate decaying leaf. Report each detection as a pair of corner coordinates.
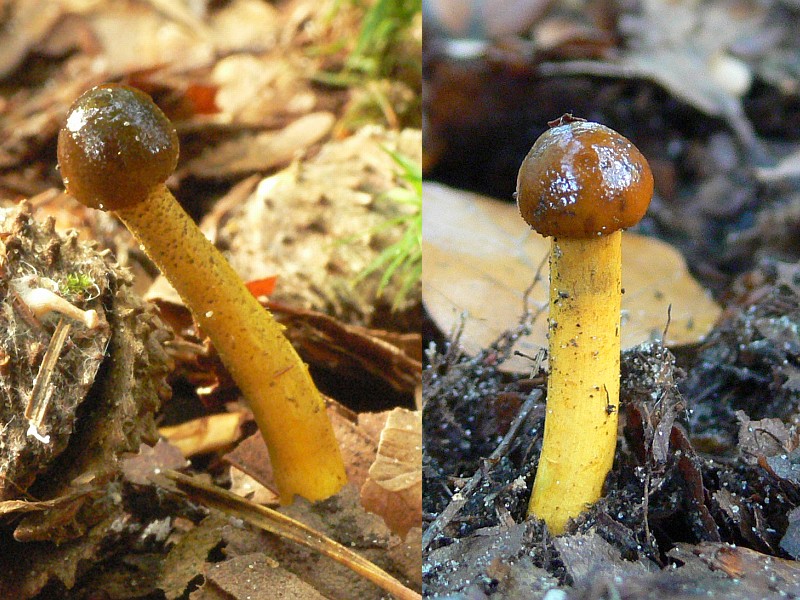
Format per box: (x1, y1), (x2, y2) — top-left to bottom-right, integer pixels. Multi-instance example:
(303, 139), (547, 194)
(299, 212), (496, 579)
(269, 302), (422, 396)
(201, 553), (325, 600)
(159, 512), (229, 600)
(120, 439), (188, 487)
(360, 408), (421, 538)
(186, 112), (336, 179)
(423, 182), (722, 372)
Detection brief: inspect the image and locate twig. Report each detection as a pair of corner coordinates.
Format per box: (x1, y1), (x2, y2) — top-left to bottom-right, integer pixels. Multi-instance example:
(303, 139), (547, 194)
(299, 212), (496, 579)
(162, 470), (421, 600)
(26, 318), (71, 443)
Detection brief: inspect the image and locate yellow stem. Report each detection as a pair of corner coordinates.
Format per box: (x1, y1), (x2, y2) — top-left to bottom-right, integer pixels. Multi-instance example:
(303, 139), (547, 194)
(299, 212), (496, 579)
(528, 232), (621, 534)
(116, 184), (346, 503)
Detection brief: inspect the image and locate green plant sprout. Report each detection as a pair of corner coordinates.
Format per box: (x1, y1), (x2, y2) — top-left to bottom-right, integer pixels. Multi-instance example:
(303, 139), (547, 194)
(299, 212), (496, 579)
(316, 0), (420, 83)
(347, 0), (421, 79)
(311, 0), (421, 130)
(352, 147), (421, 310)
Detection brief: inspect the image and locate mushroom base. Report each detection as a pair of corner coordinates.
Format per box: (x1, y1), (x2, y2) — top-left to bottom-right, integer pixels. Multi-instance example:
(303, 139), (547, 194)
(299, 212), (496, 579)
(116, 185), (347, 503)
(528, 232), (622, 534)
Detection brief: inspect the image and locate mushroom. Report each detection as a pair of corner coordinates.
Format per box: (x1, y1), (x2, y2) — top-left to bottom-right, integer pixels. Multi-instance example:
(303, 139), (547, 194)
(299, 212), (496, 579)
(58, 84), (346, 503)
(516, 115), (653, 534)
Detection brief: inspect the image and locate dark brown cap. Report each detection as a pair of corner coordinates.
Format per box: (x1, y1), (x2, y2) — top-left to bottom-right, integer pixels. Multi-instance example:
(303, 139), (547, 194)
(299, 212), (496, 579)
(516, 119), (653, 238)
(58, 84), (179, 211)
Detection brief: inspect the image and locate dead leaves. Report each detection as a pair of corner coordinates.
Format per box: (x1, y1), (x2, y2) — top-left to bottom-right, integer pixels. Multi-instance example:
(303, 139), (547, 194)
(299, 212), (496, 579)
(361, 409), (422, 538)
(186, 112), (336, 178)
(222, 406), (421, 540)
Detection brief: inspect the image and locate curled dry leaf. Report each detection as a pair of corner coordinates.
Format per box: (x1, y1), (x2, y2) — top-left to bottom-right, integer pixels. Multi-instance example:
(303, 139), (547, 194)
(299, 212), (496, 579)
(159, 411), (249, 458)
(360, 408), (422, 538)
(269, 301), (422, 396)
(422, 182), (721, 372)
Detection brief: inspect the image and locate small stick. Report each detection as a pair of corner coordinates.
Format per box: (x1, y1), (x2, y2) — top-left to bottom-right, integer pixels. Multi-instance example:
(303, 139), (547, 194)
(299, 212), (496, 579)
(26, 318), (71, 443)
(162, 470), (421, 600)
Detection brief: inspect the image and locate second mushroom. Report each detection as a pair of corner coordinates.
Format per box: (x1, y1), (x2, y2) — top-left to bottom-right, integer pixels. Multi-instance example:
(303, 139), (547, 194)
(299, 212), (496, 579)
(516, 115), (653, 534)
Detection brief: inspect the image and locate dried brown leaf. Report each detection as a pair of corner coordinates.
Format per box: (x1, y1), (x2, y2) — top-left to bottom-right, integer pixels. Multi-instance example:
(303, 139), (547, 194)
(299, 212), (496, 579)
(200, 552), (326, 600)
(269, 302), (422, 395)
(208, 0), (280, 56)
(67, 3), (212, 76)
(121, 439), (188, 487)
(159, 512), (229, 600)
(186, 112), (335, 178)
(360, 408), (421, 538)
(160, 411), (249, 457)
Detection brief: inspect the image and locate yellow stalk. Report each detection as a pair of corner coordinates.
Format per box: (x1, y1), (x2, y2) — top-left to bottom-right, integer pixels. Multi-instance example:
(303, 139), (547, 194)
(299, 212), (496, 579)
(528, 232), (621, 534)
(116, 184), (347, 503)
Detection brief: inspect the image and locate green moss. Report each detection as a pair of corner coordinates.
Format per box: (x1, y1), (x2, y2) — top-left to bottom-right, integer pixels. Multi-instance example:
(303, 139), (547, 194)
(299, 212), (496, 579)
(60, 272), (96, 300)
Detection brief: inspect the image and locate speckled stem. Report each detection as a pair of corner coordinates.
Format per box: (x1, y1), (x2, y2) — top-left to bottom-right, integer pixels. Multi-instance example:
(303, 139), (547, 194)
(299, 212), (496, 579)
(528, 232), (621, 534)
(116, 184), (346, 503)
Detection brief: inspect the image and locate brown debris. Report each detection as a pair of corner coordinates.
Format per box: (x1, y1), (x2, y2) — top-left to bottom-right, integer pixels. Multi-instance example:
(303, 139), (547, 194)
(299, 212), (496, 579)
(361, 408), (422, 538)
(201, 553), (327, 600)
(0, 203), (172, 596)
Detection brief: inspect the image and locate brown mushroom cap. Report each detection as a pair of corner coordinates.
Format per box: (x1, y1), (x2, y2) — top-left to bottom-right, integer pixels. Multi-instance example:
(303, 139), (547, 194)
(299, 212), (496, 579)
(516, 120), (653, 238)
(58, 84), (179, 211)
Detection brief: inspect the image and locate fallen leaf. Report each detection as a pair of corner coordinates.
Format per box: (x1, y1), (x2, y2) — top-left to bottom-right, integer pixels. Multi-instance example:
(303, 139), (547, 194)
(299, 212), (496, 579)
(160, 513), (229, 600)
(682, 542), (800, 597)
(121, 440), (189, 487)
(202, 552), (326, 600)
(554, 531), (659, 582)
(360, 408), (421, 538)
(423, 182), (721, 372)
(186, 112), (335, 178)
(229, 466), (280, 506)
(245, 276), (278, 298)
